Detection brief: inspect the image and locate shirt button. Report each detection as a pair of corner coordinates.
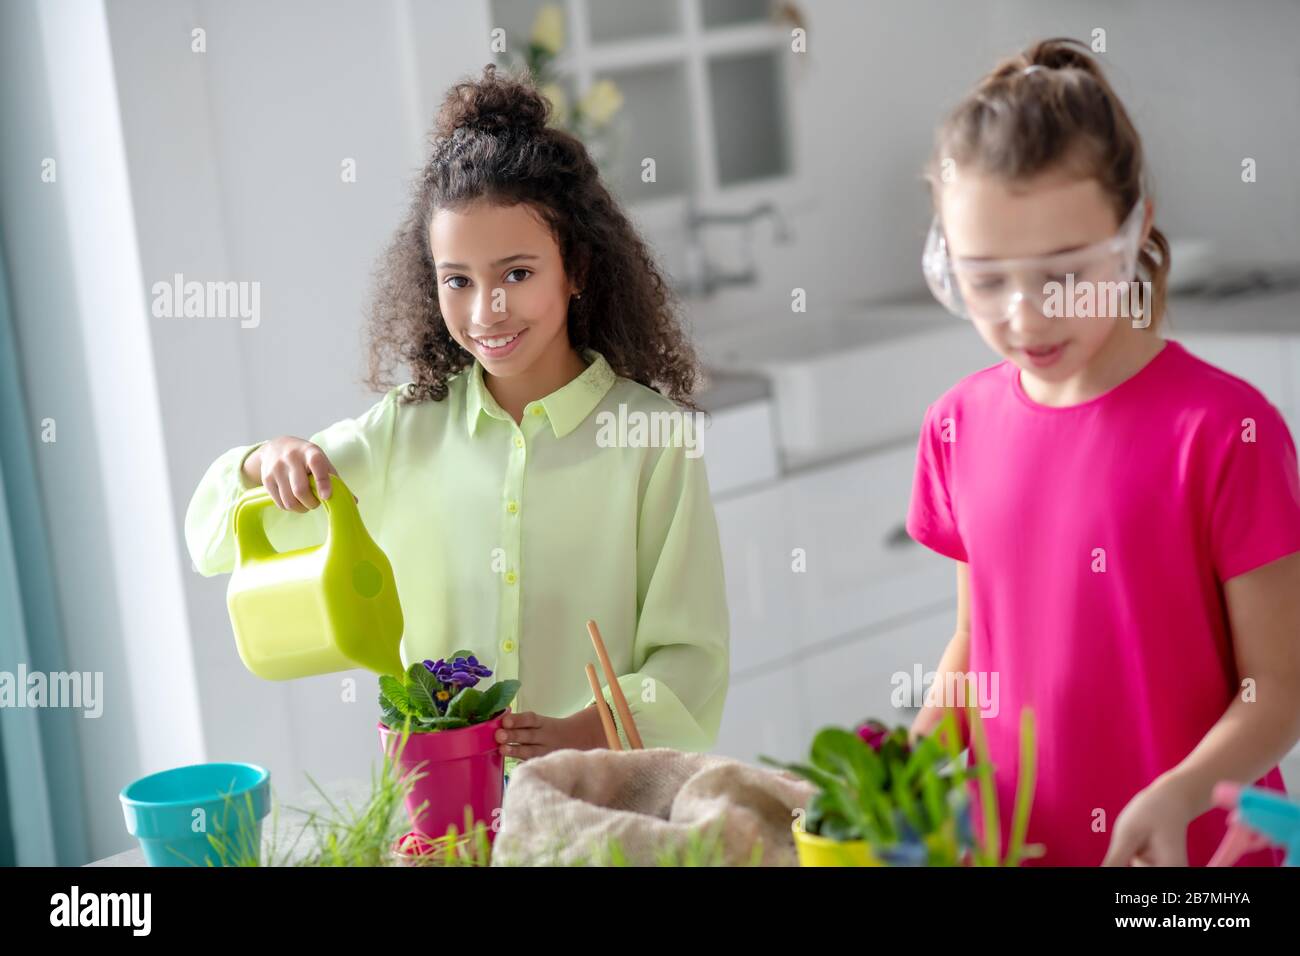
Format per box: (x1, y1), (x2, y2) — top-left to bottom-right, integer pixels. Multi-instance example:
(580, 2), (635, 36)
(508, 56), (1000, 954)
(530, 406), (544, 417)
(506, 500), (518, 514)
(503, 640), (516, 653)
(514, 436), (524, 448)
(504, 571), (517, 585)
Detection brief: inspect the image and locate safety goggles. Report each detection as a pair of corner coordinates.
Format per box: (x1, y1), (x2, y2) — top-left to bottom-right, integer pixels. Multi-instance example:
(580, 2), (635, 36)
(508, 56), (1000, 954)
(922, 197), (1146, 322)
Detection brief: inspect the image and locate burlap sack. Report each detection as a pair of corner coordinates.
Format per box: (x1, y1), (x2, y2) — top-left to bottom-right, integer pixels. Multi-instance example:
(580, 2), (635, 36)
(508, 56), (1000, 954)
(491, 748), (815, 866)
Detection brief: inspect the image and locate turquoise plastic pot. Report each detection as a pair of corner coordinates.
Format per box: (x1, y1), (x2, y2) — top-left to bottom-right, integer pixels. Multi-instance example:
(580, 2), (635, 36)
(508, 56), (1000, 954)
(120, 762), (271, 867)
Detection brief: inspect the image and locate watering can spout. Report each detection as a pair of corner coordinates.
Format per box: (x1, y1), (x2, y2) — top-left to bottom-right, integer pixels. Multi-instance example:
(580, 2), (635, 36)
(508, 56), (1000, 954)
(226, 473), (405, 681)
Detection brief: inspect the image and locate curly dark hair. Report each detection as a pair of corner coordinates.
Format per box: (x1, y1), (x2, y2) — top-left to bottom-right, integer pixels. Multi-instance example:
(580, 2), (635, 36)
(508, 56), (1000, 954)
(366, 64), (699, 406)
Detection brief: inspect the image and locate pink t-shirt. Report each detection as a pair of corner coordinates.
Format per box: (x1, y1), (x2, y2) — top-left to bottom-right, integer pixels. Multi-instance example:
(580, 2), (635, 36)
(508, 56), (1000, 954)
(906, 339), (1300, 866)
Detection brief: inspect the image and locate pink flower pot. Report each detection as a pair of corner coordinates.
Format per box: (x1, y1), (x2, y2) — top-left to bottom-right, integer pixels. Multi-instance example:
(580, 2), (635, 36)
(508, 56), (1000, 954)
(378, 712), (507, 841)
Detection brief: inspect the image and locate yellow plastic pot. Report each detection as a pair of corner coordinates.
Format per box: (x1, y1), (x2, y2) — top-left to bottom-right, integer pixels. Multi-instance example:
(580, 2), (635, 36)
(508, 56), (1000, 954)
(226, 473), (404, 680)
(792, 820), (956, 867)
(792, 822), (884, 866)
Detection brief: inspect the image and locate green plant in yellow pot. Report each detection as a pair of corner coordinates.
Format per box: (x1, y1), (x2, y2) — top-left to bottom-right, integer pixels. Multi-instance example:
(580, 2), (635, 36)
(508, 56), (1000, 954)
(763, 707), (1042, 866)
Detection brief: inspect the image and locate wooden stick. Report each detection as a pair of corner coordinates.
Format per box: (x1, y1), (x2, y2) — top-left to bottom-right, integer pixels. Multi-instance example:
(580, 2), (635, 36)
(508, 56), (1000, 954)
(586, 619), (645, 750)
(585, 664), (622, 751)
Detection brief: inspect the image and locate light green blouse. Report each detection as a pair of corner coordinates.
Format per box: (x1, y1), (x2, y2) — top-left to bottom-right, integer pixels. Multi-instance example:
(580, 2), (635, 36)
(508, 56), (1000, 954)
(184, 351), (730, 766)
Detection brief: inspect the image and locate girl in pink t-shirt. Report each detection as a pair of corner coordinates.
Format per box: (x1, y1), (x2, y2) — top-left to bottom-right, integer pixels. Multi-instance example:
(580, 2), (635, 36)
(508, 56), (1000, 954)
(906, 38), (1300, 866)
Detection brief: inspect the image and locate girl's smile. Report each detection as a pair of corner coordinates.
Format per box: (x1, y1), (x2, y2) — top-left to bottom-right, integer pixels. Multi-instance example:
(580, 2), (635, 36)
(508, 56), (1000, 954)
(469, 327), (528, 359)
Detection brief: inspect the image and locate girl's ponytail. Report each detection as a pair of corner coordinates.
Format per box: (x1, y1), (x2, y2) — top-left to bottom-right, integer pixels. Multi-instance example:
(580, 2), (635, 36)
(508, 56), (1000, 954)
(434, 63), (550, 138)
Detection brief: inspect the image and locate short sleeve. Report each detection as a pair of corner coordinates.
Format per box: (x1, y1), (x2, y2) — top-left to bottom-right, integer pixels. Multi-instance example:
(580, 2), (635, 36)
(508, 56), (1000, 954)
(906, 402), (968, 562)
(1209, 402), (1300, 582)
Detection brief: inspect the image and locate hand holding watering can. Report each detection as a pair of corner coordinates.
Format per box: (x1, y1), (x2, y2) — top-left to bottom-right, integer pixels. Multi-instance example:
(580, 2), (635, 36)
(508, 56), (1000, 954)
(242, 436), (356, 513)
(228, 436), (405, 681)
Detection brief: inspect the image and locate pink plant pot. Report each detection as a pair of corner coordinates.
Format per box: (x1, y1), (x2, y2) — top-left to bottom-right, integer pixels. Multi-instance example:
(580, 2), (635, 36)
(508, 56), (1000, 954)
(378, 711), (507, 841)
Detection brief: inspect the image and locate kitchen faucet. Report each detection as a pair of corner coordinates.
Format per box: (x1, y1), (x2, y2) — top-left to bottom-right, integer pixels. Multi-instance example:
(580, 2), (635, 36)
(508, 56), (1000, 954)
(678, 196), (793, 298)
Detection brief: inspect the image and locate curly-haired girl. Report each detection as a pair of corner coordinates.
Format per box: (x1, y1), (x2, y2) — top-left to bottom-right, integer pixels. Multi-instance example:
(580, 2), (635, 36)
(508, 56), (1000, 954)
(185, 65), (729, 770)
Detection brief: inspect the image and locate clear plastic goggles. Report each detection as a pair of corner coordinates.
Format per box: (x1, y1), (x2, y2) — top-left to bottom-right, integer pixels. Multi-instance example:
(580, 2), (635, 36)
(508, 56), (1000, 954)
(922, 197), (1146, 322)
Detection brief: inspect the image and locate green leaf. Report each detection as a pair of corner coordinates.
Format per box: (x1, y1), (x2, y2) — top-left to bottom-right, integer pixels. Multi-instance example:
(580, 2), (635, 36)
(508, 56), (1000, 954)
(804, 793), (830, 833)
(446, 649), (477, 664)
(406, 661), (433, 684)
(904, 734), (945, 778)
(811, 727), (875, 787)
(757, 756), (839, 793)
(479, 679), (519, 718)
(867, 790), (897, 843)
(878, 732), (910, 773)
(827, 783), (876, 842)
(967, 704), (1001, 866)
(406, 679), (438, 718)
(1004, 709), (1037, 868)
(932, 711), (969, 789)
(447, 687), (484, 721)
(888, 757), (926, 834)
(407, 663), (447, 717)
(378, 694), (406, 729)
(846, 736), (887, 794)
(820, 817), (858, 842)
(919, 765), (948, 833)
(379, 676), (415, 716)
(417, 716), (470, 731)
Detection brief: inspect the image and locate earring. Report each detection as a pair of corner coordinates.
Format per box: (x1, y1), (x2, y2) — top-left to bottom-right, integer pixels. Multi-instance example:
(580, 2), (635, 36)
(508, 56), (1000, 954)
(574, 291), (583, 299)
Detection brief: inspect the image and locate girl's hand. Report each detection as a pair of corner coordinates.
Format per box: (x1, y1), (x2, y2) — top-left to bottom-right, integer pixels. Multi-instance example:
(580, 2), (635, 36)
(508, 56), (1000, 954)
(1102, 771), (1207, 866)
(248, 436), (355, 512)
(495, 706), (610, 761)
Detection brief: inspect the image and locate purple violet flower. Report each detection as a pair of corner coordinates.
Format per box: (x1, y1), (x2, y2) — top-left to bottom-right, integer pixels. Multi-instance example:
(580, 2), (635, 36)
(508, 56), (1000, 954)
(425, 656), (493, 690)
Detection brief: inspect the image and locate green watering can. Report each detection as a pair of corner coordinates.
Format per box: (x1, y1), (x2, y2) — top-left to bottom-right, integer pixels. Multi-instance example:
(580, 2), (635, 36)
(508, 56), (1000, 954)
(227, 473), (404, 681)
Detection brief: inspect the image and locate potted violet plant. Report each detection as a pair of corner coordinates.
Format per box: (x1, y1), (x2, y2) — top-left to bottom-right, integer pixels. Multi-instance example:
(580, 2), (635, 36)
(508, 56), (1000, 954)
(378, 651), (519, 853)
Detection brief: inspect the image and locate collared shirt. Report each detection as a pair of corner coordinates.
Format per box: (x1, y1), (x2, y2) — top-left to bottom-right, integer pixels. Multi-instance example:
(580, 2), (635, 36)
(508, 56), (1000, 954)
(184, 351), (730, 770)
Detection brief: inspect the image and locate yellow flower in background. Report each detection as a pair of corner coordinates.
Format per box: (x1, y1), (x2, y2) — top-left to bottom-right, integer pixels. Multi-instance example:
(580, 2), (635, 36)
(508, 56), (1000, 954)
(540, 82), (569, 127)
(579, 80), (623, 127)
(530, 4), (565, 55)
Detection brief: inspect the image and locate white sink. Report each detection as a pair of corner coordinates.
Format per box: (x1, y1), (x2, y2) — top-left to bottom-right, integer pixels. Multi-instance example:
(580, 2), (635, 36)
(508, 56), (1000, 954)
(704, 303), (995, 467)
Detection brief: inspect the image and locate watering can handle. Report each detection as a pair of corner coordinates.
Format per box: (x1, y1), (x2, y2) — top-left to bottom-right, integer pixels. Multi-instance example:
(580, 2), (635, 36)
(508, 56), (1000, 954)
(233, 472), (363, 562)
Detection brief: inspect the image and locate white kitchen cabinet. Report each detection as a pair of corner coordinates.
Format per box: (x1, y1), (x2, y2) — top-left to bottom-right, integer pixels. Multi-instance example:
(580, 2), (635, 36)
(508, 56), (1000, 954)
(713, 480), (808, 676)
(795, 605), (957, 743)
(714, 443), (954, 678)
(702, 398), (779, 496)
(777, 446), (953, 644)
(713, 668), (807, 767)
